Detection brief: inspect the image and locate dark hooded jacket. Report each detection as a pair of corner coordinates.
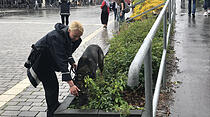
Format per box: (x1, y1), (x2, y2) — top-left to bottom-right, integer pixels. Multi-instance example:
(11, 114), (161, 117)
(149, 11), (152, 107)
(59, 0), (70, 15)
(29, 23), (82, 81)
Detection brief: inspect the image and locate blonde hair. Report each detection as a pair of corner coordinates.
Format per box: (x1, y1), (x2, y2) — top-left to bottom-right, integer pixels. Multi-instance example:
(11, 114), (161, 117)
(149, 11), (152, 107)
(69, 21), (84, 34)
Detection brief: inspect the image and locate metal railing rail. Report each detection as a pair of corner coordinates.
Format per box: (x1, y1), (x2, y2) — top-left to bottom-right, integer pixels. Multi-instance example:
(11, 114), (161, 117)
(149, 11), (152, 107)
(127, 0), (176, 116)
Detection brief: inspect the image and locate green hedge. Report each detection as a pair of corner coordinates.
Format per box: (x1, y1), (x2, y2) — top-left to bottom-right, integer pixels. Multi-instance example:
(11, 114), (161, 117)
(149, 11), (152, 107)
(70, 17), (164, 116)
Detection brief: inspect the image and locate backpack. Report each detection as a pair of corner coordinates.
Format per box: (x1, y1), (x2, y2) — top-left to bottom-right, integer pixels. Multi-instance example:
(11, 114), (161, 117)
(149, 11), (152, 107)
(124, 2), (130, 13)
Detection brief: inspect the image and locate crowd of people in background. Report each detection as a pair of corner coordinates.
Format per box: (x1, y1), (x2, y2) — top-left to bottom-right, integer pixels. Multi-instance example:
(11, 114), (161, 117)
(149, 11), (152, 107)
(100, 0), (130, 29)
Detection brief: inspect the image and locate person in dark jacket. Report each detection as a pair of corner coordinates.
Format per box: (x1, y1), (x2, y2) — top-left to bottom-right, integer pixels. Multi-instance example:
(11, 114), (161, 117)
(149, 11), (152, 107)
(25, 21), (84, 117)
(59, 0), (71, 25)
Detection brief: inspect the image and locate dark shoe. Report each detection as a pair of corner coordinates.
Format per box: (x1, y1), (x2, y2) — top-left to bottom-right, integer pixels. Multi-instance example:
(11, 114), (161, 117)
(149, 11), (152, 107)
(188, 12), (191, 16)
(192, 13), (195, 18)
(47, 102), (61, 117)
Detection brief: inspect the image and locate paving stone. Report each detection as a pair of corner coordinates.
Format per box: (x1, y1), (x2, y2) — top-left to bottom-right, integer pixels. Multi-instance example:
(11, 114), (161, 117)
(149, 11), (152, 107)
(36, 95), (45, 99)
(20, 95), (37, 99)
(0, 110), (4, 114)
(27, 98), (44, 103)
(20, 106), (32, 111)
(18, 111), (39, 117)
(5, 101), (19, 106)
(36, 111), (47, 117)
(31, 102), (43, 106)
(58, 95), (64, 100)
(30, 106), (47, 111)
(31, 92), (45, 96)
(1, 110), (20, 116)
(17, 101), (33, 106)
(41, 103), (47, 106)
(4, 105), (23, 111)
(0, 90), (5, 94)
(10, 98), (27, 102)
(19, 91), (32, 95)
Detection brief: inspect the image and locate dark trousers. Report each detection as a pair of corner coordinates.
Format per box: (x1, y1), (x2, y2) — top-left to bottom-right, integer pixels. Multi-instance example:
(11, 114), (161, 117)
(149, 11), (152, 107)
(101, 11), (109, 25)
(188, 0), (196, 14)
(35, 49), (60, 117)
(113, 9), (117, 20)
(61, 15), (69, 25)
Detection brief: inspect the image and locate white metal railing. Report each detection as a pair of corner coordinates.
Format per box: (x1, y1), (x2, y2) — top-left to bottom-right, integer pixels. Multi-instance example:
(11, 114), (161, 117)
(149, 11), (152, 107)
(127, 0), (176, 116)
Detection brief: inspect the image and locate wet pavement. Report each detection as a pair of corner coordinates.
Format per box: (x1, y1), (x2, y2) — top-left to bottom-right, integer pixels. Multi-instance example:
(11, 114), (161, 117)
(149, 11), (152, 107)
(1, 1), (209, 116)
(0, 6), (120, 116)
(170, 0), (210, 117)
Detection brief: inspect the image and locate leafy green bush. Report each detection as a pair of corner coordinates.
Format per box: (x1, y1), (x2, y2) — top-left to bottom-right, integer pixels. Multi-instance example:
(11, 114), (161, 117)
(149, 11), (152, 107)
(69, 17), (164, 116)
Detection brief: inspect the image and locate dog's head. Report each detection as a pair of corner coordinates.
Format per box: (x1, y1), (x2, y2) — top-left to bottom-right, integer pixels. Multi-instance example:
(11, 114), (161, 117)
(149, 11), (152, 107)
(75, 56), (92, 80)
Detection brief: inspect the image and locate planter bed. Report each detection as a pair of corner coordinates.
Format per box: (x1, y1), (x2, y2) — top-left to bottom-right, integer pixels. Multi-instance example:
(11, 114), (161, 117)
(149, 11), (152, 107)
(54, 94), (143, 117)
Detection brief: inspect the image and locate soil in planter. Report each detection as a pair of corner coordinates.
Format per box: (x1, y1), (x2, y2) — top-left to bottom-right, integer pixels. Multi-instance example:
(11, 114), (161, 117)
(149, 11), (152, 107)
(122, 87), (145, 109)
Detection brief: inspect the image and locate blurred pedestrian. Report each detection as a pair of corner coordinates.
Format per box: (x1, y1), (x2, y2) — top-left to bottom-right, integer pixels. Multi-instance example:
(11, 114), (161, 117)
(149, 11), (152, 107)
(111, 1), (118, 20)
(101, 0), (110, 28)
(188, 0), (196, 18)
(117, 0), (125, 22)
(24, 21), (84, 117)
(34, 0), (39, 9)
(203, 0), (210, 16)
(59, 0), (71, 25)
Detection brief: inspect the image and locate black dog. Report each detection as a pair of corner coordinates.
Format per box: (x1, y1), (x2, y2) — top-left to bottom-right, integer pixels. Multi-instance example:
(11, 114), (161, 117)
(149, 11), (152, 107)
(74, 44), (104, 106)
(76, 44), (104, 79)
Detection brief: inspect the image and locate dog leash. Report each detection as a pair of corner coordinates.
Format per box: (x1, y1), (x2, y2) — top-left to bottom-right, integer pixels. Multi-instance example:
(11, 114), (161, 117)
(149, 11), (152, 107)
(70, 66), (76, 75)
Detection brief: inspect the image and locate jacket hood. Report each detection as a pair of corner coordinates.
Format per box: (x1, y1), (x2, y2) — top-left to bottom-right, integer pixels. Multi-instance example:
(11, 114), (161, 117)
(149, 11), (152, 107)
(54, 23), (68, 33)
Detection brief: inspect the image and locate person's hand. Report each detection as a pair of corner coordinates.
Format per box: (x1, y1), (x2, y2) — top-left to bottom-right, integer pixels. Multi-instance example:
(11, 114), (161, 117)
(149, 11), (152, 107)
(120, 12), (122, 16)
(67, 80), (80, 96)
(70, 85), (80, 96)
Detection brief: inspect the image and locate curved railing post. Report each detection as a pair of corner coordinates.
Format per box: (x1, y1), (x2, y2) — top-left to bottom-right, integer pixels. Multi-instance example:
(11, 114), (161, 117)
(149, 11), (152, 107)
(144, 45), (153, 117)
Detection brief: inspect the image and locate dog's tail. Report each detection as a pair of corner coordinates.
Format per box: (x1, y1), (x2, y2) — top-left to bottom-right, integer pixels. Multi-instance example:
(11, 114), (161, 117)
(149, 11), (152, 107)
(98, 46), (104, 73)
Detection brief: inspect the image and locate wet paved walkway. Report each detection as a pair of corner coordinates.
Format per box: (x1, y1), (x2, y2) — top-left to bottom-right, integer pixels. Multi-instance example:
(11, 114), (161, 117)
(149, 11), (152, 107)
(1, 2), (210, 117)
(170, 0), (210, 117)
(0, 6), (121, 116)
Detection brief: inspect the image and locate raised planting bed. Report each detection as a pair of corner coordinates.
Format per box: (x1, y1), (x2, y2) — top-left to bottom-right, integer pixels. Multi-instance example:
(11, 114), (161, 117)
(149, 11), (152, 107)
(54, 94), (143, 117)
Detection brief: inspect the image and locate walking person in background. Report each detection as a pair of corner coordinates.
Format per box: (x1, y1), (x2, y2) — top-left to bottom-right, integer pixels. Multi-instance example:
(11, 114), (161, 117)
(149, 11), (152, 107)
(59, 0), (71, 25)
(111, 1), (118, 20)
(203, 0), (210, 16)
(188, 0), (196, 18)
(24, 21), (84, 117)
(101, 0), (110, 29)
(34, 0), (39, 9)
(117, 0), (125, 22)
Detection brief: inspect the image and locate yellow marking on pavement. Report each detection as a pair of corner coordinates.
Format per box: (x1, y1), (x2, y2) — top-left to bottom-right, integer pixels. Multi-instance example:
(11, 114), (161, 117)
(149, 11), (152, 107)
(0, 79), (30, 107)
(0, 20), (114, 108)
